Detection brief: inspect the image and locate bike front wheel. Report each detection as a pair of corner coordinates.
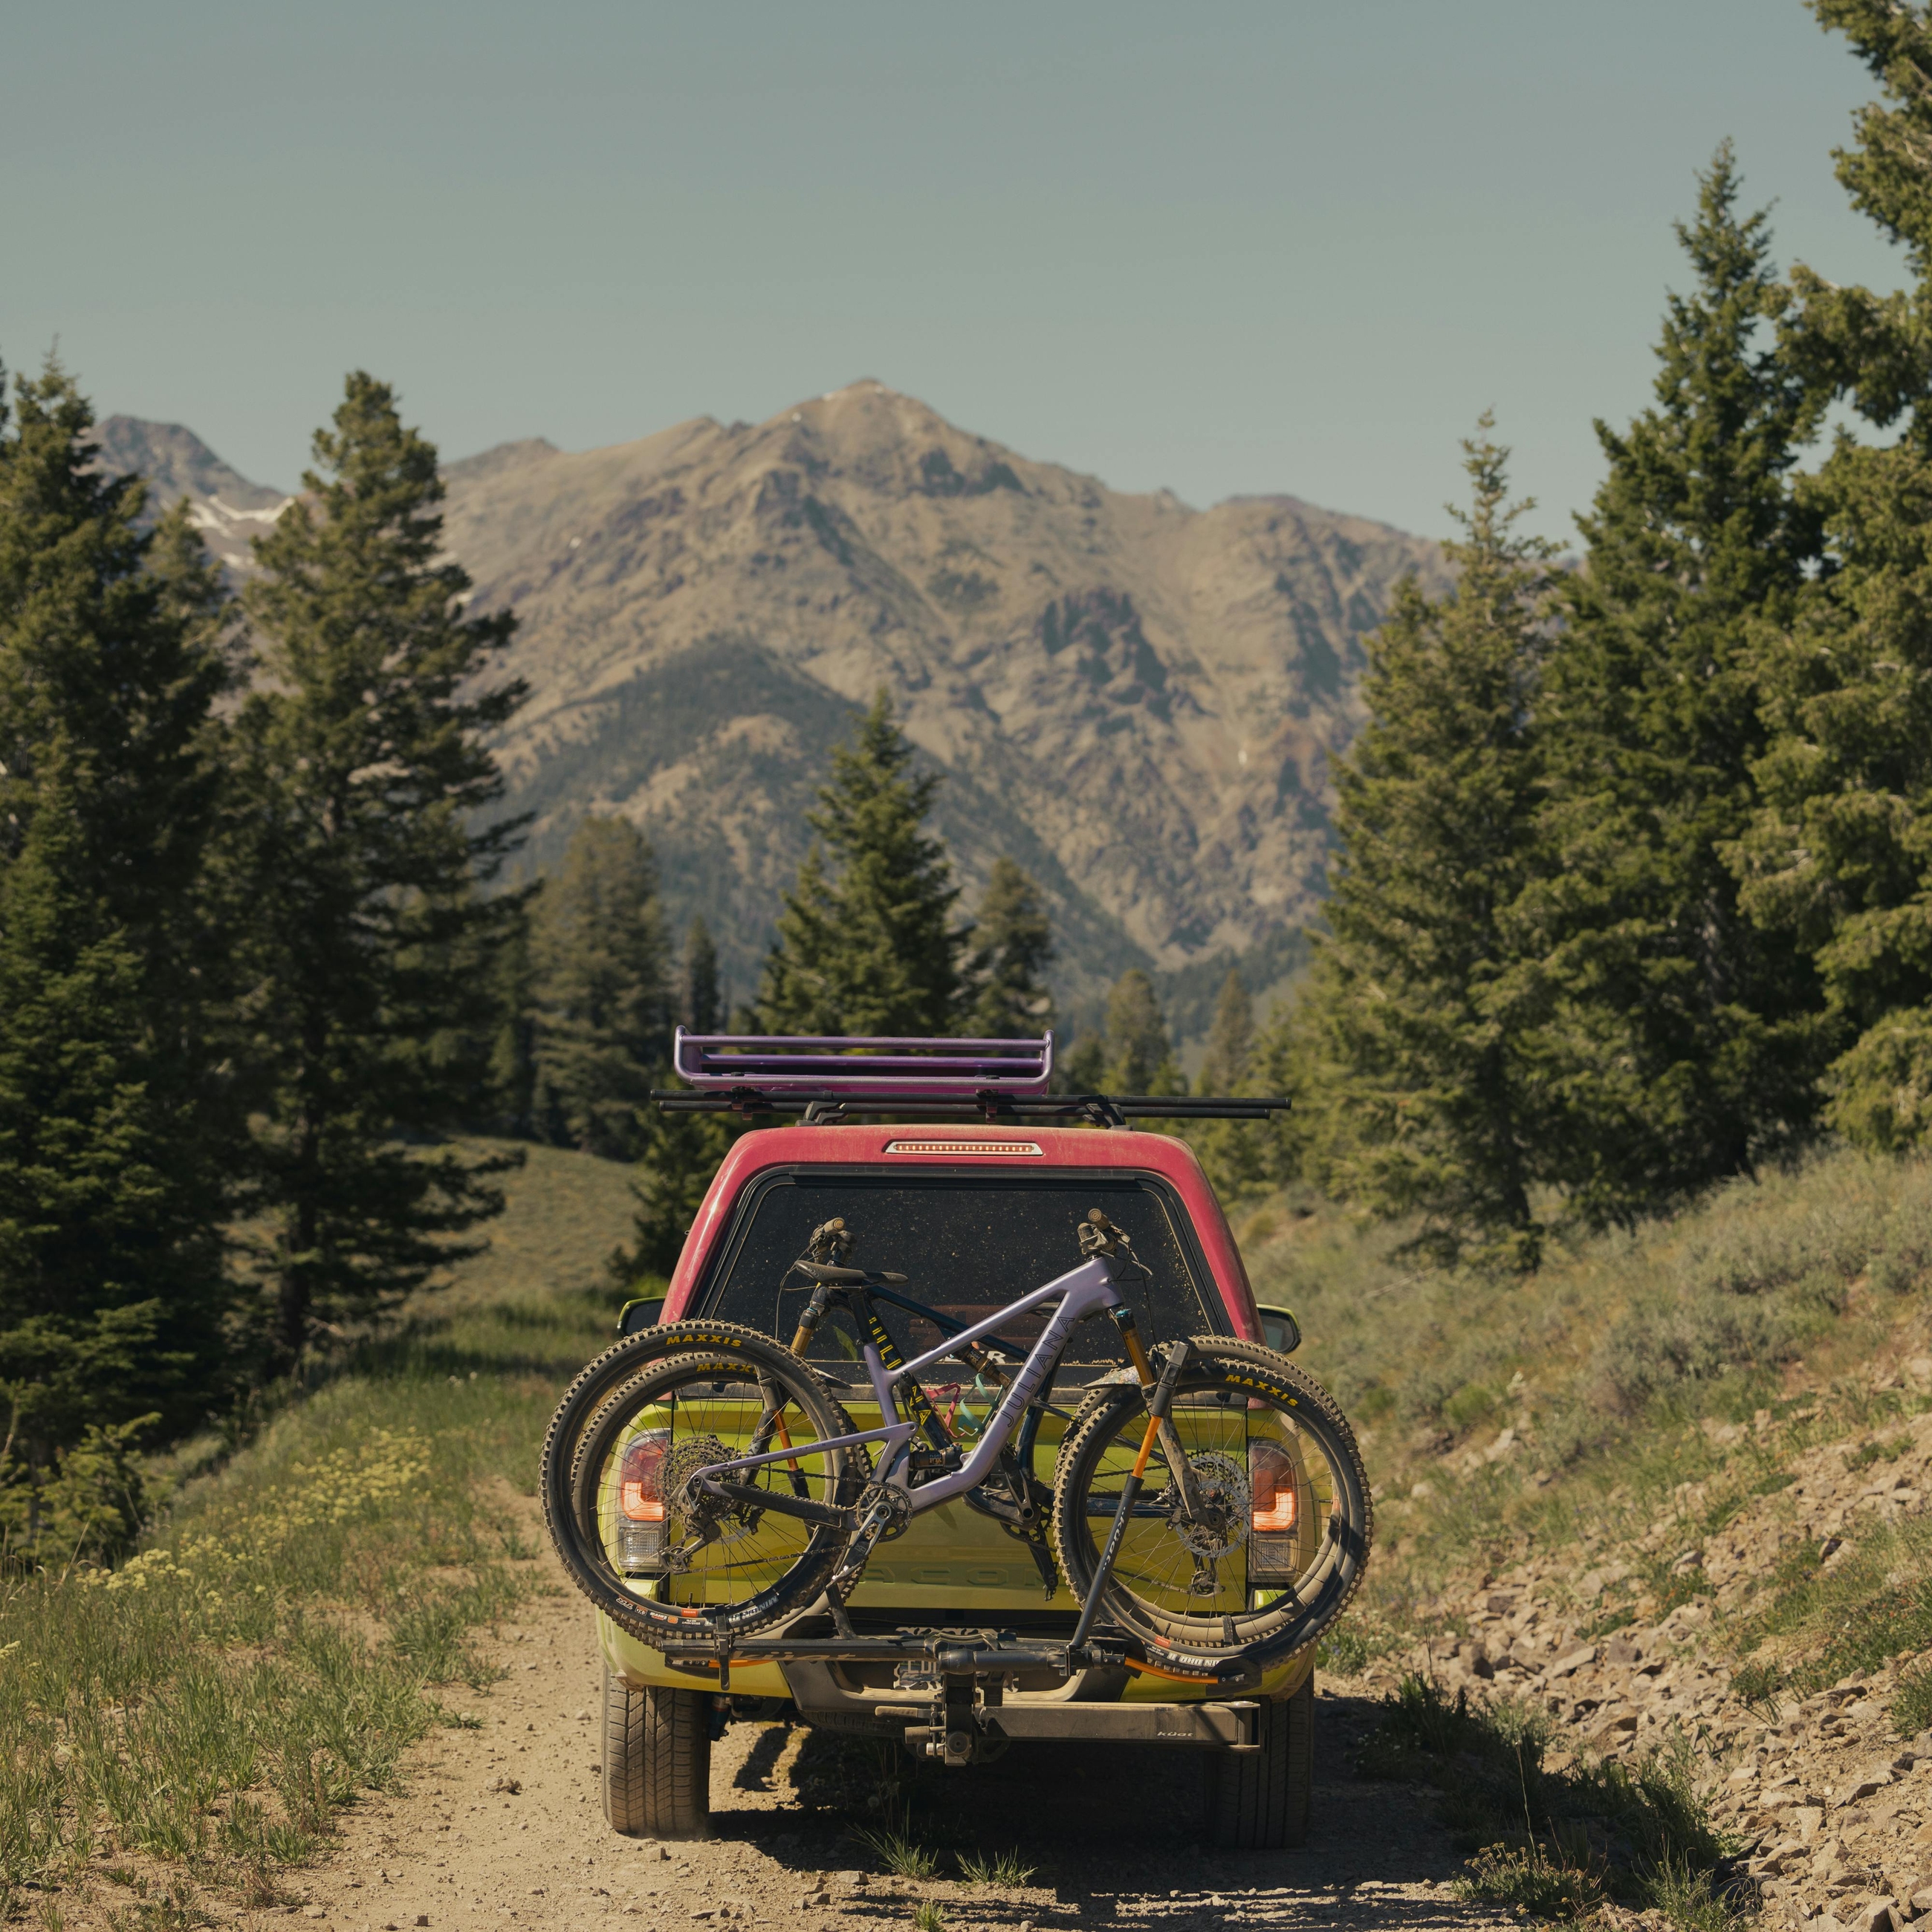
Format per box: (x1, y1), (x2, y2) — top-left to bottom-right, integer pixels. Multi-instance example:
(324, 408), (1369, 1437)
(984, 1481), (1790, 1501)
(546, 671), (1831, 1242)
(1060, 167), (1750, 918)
(1050, 1338), (1372, 1681)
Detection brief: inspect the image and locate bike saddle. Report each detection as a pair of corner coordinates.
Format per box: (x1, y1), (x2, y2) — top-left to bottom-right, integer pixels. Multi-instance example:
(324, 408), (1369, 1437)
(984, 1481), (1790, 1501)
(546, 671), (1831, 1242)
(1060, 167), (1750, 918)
(794, 1262), (869, 1284)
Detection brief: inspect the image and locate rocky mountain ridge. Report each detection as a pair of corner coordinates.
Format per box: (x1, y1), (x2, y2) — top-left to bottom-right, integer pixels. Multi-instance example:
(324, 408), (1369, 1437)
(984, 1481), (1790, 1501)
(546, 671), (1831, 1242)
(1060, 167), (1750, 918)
(96, 385), (1448, 1007)
(92, 415), (291, 575)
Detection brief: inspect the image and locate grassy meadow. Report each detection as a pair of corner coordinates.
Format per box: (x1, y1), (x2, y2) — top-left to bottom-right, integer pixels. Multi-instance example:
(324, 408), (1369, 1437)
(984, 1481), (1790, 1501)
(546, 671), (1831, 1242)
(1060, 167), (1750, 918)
(0, 1144), (637, 1926)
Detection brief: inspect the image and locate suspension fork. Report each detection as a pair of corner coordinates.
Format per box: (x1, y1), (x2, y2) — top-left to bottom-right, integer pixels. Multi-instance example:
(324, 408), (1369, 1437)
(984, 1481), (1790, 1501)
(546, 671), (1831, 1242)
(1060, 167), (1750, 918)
(1072, 1340), (1192, 1655)
(713, 1280), (832, 1499)
(748, 1371), (808, 1497)
(1109, 1304), (1157, 1388)
(1107, 1306), (1203, 1518)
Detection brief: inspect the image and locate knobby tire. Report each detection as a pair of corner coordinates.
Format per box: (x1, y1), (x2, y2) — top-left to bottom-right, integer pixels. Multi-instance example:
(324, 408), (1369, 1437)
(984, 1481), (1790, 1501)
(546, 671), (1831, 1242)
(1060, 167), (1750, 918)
(1049, 1337), (1372, 1682)
(540, 1320), (864, 1647)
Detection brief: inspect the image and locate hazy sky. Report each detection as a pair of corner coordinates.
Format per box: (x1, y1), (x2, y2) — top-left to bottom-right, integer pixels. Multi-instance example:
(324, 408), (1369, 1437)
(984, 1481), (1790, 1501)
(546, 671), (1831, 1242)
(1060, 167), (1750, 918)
(0, 1), (1907, 539)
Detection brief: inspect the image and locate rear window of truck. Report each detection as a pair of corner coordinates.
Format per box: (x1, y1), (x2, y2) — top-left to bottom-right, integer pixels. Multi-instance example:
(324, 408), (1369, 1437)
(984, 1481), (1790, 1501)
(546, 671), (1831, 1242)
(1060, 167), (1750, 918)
(696, 1168), (1223, 1371)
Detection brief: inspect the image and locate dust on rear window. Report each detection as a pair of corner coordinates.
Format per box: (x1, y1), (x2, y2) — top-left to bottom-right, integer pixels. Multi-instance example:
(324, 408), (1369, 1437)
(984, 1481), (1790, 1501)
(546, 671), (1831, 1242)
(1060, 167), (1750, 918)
(697, 1172), (1221, 1370)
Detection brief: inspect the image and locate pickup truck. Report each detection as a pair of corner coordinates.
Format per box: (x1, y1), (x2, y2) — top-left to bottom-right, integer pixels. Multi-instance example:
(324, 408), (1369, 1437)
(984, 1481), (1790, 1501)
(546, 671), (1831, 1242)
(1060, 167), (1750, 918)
(590, 1109), (1323, 1850)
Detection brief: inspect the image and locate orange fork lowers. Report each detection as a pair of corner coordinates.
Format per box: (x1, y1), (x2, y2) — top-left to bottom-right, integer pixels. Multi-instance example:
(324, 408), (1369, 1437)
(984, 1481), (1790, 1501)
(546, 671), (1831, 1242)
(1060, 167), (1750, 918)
(1130, 1410), (1164, 1479)
(1069, 1346), (1190, 1656)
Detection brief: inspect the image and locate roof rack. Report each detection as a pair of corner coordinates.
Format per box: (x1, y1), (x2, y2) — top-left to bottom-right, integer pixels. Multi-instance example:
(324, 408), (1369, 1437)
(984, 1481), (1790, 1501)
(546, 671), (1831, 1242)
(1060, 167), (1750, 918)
(672, 1027), (1054, 1095)
(654, 1029), (1288, 1127)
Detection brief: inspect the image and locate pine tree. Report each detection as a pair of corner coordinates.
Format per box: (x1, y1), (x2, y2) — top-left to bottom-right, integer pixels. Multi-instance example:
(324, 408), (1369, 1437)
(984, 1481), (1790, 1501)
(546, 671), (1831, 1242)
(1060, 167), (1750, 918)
(484, 894), (539, 1137)
(1533, 146), (1830, 1217)
(532, 817), (669, 1158)
(1250, 994), (1320, 1186)
(235, 372), (528, 1364)
(1100, 970), (1184, 1095)
(681, 918), (722, 1035)
(1061, 1027), (1109, 1095)
(1730, 3), (1932, 1149)
(1190, 970), (1266, 1198)
(607, 916), (733, 1293)
(1297, 422), (1557, 1268)
(757, 692), (965, 1035)
(0, 361), (237, 1465)
(1196, 970), (1254, 1094)
(611, 1104), (733, 1289)
(0, 762), (205, 1465)
(965, 858), (1054, 1037)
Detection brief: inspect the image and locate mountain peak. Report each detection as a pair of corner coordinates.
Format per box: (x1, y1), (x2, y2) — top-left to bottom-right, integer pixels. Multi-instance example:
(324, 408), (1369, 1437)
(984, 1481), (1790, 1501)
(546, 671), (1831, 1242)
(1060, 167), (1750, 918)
(94, 416), (285, 514)
(441, 437), (561, 487)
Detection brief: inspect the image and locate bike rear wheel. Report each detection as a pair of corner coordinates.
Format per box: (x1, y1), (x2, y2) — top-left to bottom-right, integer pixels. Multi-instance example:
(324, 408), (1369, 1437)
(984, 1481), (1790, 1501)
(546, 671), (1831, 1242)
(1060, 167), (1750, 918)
(1050, 1338), (1372, 1681)
(542, 1321), (865, 1647)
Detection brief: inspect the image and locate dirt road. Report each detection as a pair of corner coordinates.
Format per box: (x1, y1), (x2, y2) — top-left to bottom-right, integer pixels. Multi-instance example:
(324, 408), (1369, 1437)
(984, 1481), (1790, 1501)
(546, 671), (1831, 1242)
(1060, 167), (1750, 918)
(285, 1507), (1514, 1932)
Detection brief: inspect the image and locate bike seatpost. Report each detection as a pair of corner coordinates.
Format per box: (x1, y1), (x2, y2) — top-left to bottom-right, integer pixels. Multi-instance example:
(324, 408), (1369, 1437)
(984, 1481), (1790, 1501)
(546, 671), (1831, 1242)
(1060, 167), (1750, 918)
(790, 1281), (833, 1355)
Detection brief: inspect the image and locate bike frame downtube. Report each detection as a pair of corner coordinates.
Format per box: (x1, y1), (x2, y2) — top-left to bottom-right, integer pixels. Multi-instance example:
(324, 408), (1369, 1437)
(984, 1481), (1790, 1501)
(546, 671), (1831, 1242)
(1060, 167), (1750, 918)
(691, 1257), (1123, 1511)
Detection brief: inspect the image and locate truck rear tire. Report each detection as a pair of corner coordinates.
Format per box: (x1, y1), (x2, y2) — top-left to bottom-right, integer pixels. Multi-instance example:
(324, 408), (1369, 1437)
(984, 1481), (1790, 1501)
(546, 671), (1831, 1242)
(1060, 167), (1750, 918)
(1205, 1673), (1313, 1849)
(603, 1664), (712, 1838)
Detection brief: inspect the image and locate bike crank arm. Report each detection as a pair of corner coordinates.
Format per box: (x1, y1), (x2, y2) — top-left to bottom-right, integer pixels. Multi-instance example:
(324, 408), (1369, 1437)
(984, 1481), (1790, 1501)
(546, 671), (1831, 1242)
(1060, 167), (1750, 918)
(1070, 1341), (1190, 1657)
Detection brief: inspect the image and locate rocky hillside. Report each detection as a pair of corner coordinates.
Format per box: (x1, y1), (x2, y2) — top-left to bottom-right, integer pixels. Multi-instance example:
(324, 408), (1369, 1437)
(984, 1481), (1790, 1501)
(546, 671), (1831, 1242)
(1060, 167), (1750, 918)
(1352, 1391), (1932, 1928)
(96, 386), (1448, 1007)
(1251, 1149), (1932, 1928)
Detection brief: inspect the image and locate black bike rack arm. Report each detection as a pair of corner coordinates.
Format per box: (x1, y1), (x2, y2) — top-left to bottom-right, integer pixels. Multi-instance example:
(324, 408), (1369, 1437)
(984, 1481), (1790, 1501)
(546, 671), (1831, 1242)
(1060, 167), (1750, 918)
(650, 1089), (1288, 1124)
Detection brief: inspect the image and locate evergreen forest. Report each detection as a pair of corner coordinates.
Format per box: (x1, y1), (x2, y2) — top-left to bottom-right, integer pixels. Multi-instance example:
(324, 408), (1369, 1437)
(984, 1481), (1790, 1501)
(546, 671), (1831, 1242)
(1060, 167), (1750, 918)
(10, 0), (1932, 1566)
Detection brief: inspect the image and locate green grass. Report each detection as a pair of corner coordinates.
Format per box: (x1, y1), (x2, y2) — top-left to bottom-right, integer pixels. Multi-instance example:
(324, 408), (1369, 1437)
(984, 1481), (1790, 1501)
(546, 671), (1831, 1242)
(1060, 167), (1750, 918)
(10, 1130), (1928, 1920)
(1727, 1659), (1783, 1716)
(430, 1139), (640, 1310)
(0, 1138), (638, 1923)
(1249, 1146), (1932, 1450)
(1729, 1511), (1932, 1724)
(1315, 1619), (1378, 1673)
(852, 1812), (943, 1879)
(955, 1847), (1036, 1886)
(1896, 1662), (1932, 1736)
(1456, 1840), (1607, 1924)
(1846, 1432), (1910, 1471)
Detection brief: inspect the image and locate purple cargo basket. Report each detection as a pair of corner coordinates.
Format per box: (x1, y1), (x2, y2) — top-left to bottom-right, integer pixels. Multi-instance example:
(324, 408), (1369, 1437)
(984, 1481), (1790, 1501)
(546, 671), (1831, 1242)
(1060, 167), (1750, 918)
(670, 1028), (1055, 1098)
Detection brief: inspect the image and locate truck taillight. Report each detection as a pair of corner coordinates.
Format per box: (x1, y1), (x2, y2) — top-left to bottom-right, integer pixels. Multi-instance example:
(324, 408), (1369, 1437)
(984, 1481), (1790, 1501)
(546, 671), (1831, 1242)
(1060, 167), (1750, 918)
(617, 1430), (670, 1575)
(620, 1431), (669, 1522)
(1251, 1442), (1297, 1531)
(1248, 1439), (1299, 1579)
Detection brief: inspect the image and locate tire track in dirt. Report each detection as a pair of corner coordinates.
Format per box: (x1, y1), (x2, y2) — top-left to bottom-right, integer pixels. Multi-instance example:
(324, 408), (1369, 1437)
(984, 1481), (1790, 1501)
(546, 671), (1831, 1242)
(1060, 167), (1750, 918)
(276, 1500), (1514, 1932)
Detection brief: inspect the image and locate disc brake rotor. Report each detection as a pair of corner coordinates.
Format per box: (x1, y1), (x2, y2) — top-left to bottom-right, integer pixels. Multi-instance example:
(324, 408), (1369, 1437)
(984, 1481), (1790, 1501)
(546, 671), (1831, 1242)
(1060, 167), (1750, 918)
(1167, 1450), (1251, 1562)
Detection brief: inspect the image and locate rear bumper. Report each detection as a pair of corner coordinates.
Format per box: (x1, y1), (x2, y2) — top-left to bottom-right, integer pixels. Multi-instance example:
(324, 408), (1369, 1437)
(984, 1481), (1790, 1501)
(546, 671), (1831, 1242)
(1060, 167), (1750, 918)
(598, 1607), (1313, 1743)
